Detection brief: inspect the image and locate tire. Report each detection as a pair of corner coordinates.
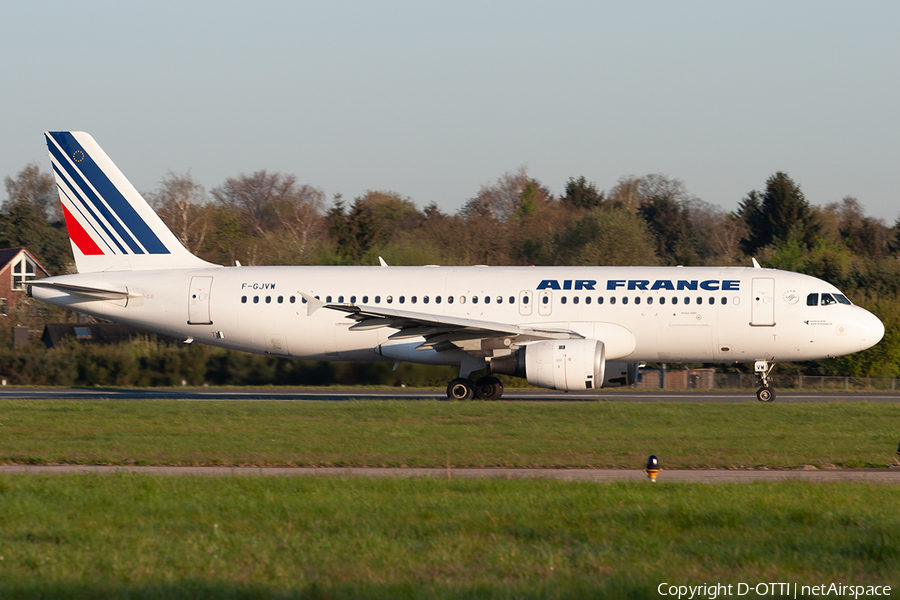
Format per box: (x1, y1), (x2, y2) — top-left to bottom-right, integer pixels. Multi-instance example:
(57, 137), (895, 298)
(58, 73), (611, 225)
(756, 386), (775, 402)
(447, 378), (475, 400)
(475, 376), (504, 400)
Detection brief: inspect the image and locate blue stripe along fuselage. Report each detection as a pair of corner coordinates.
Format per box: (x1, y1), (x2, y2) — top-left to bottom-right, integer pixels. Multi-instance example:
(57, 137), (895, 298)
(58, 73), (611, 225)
(46, 132), (170, 255)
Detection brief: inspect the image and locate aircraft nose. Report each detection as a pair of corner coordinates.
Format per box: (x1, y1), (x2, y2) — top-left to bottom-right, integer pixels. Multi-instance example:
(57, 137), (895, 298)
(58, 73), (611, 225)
(859, 309), (885, 351)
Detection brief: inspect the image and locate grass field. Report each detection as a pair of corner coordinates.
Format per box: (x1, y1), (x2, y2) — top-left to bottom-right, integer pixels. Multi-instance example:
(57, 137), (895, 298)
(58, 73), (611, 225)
(1, 399), (899, 468)
(0, 475), (898, 599)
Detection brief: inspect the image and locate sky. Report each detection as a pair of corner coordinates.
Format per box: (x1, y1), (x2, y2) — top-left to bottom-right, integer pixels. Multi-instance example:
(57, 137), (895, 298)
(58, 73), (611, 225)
(2, 1), (899, 222)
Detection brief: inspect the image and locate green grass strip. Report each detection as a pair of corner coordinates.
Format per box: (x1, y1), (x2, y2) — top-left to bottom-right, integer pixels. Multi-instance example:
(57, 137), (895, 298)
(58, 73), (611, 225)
(0, 400), (898, 468)
(0, 475), (898, 599)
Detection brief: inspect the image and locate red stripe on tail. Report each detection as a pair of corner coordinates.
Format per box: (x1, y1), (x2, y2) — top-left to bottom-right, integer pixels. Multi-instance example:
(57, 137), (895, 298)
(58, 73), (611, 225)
(62, 205), (104, 255)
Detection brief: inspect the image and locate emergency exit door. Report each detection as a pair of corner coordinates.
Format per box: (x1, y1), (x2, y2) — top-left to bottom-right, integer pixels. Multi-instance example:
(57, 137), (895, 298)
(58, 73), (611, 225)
(188, 276), (213, 324)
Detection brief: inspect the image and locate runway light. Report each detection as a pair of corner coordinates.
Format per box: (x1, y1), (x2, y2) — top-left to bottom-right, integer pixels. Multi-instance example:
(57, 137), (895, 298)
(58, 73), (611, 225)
(645, 455), (661, 482)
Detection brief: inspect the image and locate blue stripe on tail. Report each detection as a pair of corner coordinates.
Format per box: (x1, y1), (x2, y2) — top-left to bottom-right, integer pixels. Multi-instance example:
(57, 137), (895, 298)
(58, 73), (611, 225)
(47, 132), (170, 255)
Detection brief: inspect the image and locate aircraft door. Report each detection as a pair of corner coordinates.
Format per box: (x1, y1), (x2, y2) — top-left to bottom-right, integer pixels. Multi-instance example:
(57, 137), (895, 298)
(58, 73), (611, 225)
(519, 290), (533, 316)
(188, 276), (213, 325)
(751, 278), (775, 326)
(538, 290), (552, 316)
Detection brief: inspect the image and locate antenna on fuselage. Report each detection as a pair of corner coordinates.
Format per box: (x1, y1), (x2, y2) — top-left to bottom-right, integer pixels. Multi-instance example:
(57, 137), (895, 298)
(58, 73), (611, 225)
(751, 258), (762, 269)
(378, 256), (389, 267)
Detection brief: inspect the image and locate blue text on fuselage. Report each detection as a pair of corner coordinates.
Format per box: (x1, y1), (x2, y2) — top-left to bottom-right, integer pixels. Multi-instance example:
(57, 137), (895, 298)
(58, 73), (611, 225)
(536, 279), (740, 291)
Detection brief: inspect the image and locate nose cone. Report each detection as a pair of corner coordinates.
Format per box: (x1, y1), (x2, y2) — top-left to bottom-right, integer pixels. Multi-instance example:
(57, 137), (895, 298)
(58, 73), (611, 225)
(859, 309), (885, 351)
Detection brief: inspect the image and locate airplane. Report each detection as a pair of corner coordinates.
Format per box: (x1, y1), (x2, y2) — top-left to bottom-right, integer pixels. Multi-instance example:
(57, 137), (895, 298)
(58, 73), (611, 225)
(29, 131), (885, 402)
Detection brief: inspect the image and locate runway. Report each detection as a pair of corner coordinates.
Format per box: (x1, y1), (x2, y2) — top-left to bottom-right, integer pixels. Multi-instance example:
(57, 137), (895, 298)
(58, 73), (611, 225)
(2, 465), (899, 483)
(0, 387), (897, 402)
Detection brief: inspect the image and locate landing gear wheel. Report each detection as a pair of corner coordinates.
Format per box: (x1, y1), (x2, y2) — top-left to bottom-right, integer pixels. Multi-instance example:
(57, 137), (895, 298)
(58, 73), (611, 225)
(474, 376), (504, 400)
(756, 386), (775, 402)
(447, 378), (476, 400)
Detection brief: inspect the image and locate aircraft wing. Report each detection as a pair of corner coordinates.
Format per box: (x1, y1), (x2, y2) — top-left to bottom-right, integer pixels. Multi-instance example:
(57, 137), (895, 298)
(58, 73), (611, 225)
(300, 293), (580, 356)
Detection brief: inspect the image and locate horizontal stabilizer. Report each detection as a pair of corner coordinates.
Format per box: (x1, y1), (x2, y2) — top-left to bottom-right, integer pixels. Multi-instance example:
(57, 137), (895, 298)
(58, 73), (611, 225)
(28, 280), (140, 300)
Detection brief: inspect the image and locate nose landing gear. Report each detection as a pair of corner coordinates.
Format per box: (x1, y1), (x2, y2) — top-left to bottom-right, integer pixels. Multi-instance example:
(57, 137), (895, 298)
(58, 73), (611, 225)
(755, 360), (776, 402)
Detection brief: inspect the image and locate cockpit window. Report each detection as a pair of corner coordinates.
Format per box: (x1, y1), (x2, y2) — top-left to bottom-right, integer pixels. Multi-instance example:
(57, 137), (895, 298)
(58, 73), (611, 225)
(834, 294), (851, 305)
(820, 293), (837, 306)
(807, 293), (818, 306)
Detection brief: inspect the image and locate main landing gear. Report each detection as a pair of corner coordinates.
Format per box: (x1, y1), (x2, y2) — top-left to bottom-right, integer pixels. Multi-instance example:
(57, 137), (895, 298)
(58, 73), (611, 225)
(446, 376), (504, 400)
(755, 360), (776, 402)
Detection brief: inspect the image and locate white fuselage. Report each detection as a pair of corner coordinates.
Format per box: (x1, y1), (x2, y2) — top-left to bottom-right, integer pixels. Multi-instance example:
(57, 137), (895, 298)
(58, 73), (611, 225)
(31, 265), (884, 365)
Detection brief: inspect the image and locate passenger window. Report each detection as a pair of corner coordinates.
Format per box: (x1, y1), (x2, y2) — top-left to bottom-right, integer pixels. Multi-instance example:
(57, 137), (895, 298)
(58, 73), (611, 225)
(448, 296), (454, 304)
(423, 296), (429, 304)
(338, 296), (344, 303)
(708, 297), (714, 305)
(326, 296), (332, 303)
(660, 297), (666, 305)
(362, 296), (368, 303)
(459, 296), (465, 304)
(241, 296), (247, 304)
(472, 296), (478, 304)
(387, 296), (393, 304)
(278, 296), (284, 304)
(585, 297), (592, 305)
(542, 296), (549, 305)
(266, 296), (272, 304)
(610, 297), (617, 305)
(647, 297), (653, 305)
(634, 297), (641, 305)
(672, 297), (678, 305)
(375, 296), (381, 303)
(599, 297), (604, 305)
(573, 296), (579, 305)
(436, 296), (442, 304)
(684, 297), (690, 305)
(561, 297), (567, 305)
(254, 296), (259, 304)
(350, 296), (356, 303)
(508, 296), (514, 304)
(290, 296), (296, 303)
(411, 296), (417, 304)
(807, 293), (818, 306)
(623, 297), (629, 305)
(697, 297), (702, 305)
(399, 296), (405, 304)
(484, 296), (490, 304)
(821, 293), (836, 306)
(523, 296), (529, 305)
(496, 296), (503, 304)
(720, 297), (726, 305)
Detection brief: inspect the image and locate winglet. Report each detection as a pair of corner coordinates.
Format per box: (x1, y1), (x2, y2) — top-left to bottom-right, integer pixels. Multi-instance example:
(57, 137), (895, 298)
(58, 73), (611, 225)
(751, 258), (762, 269)
(378, 256), (389, 267)
(298, 292), (326, 316)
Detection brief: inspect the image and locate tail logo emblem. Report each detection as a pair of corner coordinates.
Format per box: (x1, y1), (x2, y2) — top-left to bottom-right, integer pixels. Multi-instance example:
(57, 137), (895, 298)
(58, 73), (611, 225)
(72, 150), (84, 162)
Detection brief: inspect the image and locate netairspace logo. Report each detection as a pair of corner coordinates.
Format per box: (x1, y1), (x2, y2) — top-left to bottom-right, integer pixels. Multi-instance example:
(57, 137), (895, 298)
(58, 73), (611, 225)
(657, 582), (892, 599)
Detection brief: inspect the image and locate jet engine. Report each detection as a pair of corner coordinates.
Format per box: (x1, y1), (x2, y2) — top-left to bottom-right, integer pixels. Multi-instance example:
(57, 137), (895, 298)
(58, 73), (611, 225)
(491, 339), (606, 392)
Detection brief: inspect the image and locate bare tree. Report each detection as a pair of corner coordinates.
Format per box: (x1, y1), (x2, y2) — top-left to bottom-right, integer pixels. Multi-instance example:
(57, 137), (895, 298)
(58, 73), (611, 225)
(149, 171), (211, 254)
(4, 163), (60, 221)
(211, 171), (325, 264)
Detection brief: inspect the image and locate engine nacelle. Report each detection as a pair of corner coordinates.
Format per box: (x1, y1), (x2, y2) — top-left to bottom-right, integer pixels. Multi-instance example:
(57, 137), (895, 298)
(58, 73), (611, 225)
(603, 362), (641, 387)
(492, 339), (605, 392)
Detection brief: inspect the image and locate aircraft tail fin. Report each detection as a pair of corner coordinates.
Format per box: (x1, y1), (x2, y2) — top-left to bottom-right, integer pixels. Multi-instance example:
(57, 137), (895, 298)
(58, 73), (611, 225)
(44, 131), (217, 273)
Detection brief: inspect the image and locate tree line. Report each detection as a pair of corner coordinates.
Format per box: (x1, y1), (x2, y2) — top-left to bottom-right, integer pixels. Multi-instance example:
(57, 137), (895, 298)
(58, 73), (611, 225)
(2, 162), (899, 381)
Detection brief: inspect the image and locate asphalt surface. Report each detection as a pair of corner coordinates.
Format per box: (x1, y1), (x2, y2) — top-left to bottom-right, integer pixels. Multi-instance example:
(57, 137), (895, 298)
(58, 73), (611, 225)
(0, 387), (897, 402)
(2, 465), (899, 483)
